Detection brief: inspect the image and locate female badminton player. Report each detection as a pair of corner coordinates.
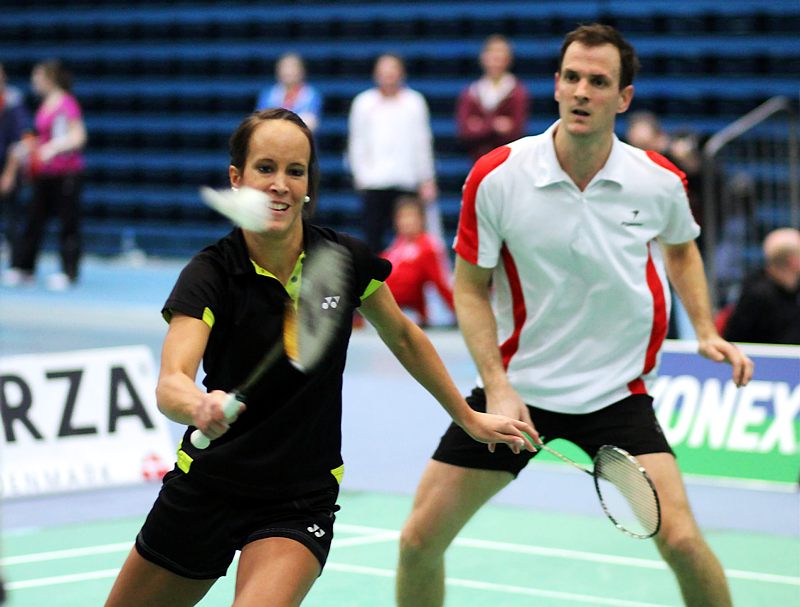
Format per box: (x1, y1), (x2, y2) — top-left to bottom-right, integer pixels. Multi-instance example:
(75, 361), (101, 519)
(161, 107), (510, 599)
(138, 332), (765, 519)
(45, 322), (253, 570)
(103, 108), (535, 607)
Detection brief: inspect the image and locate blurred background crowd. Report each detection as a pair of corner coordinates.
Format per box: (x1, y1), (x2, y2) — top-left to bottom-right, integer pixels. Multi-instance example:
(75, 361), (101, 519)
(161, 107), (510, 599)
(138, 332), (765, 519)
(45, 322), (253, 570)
(1, 0), (798, 341)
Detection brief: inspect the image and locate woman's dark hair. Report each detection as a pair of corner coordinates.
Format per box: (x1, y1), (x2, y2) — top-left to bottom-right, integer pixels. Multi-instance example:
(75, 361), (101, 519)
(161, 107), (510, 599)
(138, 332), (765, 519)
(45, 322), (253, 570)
(559, 23), (640, 89)
(36, 59), (73, 92)
(229, 108), (319, 217)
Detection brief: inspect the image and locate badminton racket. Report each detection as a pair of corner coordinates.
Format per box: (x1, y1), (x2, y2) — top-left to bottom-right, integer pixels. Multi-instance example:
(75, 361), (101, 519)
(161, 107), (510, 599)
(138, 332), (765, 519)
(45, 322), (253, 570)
(534, 438), (661, 539)
(190, 239), (352, 449)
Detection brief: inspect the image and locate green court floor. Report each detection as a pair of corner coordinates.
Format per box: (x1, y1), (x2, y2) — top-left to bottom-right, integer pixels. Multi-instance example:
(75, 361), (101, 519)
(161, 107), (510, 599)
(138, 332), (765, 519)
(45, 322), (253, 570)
(3, 491), (798, 606)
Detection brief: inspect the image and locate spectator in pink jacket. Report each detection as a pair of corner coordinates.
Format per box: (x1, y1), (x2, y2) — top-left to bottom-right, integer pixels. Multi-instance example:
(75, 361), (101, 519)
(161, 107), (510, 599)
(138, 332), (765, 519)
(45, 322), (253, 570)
(1, 59), (86, 290)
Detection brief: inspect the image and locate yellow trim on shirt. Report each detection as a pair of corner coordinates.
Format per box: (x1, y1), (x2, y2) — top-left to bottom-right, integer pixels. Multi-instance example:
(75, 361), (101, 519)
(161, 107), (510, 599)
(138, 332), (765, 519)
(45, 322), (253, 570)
(162, 307), (215, 328)
(177, 443), (193, 473)
(251, 252), (305, 304)
(361, 279), (384, 301)
(330, 464), (345, 484)
(201, 306), (215, 328)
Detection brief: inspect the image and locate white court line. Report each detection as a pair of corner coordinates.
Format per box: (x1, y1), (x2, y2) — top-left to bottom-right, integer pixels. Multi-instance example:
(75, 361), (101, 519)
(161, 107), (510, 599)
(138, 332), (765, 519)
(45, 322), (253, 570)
(1, 542), (133, 565)
(332, 531), (398, 548)
(6, 562), (667, 606)
(0, 533), (396, 567)
(5, 561), (670, 606)
(337, 523), (800, 587)
(7, 568), (120, 590)
(326, 563), (671, 607)
(453, 536), (800, 586)
(4, 525), (798, 590)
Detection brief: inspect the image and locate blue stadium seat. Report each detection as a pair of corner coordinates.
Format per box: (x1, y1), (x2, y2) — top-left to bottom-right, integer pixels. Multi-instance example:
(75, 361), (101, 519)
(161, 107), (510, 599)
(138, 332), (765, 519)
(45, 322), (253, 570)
(1, 0), (796, 257)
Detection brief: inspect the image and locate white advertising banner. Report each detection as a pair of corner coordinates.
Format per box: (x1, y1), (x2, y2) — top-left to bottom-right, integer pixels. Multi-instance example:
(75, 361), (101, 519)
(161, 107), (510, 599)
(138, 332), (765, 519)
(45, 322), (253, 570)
(0, 345), (176, 498)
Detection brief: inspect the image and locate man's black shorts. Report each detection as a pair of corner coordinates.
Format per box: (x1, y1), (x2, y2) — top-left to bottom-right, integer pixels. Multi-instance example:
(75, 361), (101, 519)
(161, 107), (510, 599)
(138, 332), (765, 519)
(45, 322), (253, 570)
(135, 469), (340, 579)
(433, 388), (673, 477)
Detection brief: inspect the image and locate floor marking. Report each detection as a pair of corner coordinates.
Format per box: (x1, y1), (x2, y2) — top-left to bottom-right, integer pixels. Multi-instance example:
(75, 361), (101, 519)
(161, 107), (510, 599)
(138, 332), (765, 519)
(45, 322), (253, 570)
(1, 542), (133, 565)
(7, 561), (671, 606)
(451, 536), (800, 586)
(332, 531), (398, 548)
(4, 525), (797, 590)
(6, 568), (120, 590)
(337, 524), (800, 586)
(326, 562), (673, 607)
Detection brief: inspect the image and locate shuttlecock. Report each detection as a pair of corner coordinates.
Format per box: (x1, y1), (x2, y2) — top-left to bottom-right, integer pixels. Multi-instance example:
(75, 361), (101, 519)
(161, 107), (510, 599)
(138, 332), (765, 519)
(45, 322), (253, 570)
(200, 186), (270, 231)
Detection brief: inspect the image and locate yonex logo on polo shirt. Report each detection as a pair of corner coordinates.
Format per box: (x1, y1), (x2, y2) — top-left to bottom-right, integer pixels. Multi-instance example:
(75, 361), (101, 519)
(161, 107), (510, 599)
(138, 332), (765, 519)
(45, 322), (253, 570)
(321, 296), (340, 309)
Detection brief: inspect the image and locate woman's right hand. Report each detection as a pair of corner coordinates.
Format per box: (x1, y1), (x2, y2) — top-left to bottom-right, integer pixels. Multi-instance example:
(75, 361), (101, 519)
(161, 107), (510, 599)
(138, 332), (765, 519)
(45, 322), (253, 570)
(192, 390), (246, 440)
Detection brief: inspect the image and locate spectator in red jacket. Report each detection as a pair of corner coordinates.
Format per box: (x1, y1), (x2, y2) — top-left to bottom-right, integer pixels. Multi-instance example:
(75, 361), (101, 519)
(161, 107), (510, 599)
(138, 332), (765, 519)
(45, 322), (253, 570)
(455, 35), (530, 161)
(382, 196), (454, 327)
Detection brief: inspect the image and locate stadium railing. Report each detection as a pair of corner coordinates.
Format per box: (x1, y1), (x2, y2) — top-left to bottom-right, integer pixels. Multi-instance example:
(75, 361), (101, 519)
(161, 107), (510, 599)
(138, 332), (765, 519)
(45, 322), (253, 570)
(702, 95), (799, 307)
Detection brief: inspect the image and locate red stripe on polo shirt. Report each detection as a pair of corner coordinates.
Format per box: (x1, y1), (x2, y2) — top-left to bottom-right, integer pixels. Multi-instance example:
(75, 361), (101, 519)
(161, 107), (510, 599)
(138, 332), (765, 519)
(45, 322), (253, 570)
(645, 150), (689, 196)
(498, 244), (526, 369)
(629, 242), (668, 394)
(454, 146), (512, 264)
(628, 378), (647, 394)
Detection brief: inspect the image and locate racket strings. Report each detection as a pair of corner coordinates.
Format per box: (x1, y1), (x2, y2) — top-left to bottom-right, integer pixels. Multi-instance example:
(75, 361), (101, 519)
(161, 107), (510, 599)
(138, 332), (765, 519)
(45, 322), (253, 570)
(294, 241), (352, 370)
(595, 447), (660, 537)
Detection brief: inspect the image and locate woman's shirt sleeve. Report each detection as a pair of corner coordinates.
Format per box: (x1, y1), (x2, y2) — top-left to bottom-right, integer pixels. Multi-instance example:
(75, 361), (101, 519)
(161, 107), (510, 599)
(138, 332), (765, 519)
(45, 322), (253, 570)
(162, 254), (227, 328)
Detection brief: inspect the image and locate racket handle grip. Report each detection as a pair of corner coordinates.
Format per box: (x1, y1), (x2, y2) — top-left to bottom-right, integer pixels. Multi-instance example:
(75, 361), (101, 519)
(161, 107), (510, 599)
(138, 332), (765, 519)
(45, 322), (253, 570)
(190, 429), (211, 450)
(221, 392), (244, 418)
(189, 392), (244, 450)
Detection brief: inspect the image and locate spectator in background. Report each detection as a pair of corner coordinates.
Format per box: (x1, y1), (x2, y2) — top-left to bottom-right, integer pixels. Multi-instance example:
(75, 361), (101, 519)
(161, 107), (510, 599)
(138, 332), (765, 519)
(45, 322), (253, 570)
(626, 110), (702, 219)
(0, 62), (29, 262)
(456, 34), (529, 161)
(382, 196), (455, 327)
(256, 52), (322, 133)
(1, 59), (86, 291)
(724, 227), (800, 345)
(625, 110), (704, 338)
(347, 53), (438, 252)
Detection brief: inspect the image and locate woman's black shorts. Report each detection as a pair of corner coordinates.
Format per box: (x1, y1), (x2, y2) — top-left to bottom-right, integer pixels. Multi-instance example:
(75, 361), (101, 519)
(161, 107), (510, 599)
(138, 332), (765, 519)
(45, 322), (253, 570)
(433, 388), (673, 477)
(135, 469), (340, 580)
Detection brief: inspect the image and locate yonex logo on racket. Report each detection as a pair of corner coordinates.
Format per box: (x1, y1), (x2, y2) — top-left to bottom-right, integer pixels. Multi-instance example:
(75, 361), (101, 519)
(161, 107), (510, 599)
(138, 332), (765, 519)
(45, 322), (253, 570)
(321, 296), (340, 309)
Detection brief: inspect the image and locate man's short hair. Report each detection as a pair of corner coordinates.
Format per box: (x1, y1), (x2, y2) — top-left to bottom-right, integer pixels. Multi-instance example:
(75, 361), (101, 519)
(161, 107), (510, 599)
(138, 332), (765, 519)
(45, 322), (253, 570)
(559, 23), (640, 89)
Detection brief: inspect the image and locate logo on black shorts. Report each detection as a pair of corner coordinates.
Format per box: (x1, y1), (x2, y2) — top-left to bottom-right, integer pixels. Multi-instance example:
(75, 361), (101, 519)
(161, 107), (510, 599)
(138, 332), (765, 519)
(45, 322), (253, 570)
(307, 523), (325, 538)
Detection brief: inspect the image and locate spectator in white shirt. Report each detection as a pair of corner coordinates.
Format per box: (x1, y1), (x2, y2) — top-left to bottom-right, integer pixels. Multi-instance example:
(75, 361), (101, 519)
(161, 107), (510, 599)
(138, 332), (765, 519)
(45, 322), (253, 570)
(347, 54), (438, 252)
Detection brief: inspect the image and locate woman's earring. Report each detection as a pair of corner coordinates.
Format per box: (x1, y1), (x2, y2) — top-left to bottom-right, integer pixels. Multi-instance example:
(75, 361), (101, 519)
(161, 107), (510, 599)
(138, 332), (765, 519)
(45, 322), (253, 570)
(303, 195), (311, 203)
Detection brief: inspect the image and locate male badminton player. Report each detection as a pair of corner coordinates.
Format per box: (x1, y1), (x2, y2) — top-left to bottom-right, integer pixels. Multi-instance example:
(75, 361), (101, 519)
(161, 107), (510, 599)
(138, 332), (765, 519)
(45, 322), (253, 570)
(396, 24), (753, 607)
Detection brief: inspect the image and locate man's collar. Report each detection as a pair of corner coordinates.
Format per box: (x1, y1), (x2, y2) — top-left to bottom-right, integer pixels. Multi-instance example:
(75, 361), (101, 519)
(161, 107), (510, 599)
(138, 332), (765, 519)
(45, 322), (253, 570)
(593, 135), (626, 186)
(534, 121), (625, 188)
(533, 121), (572, 187)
